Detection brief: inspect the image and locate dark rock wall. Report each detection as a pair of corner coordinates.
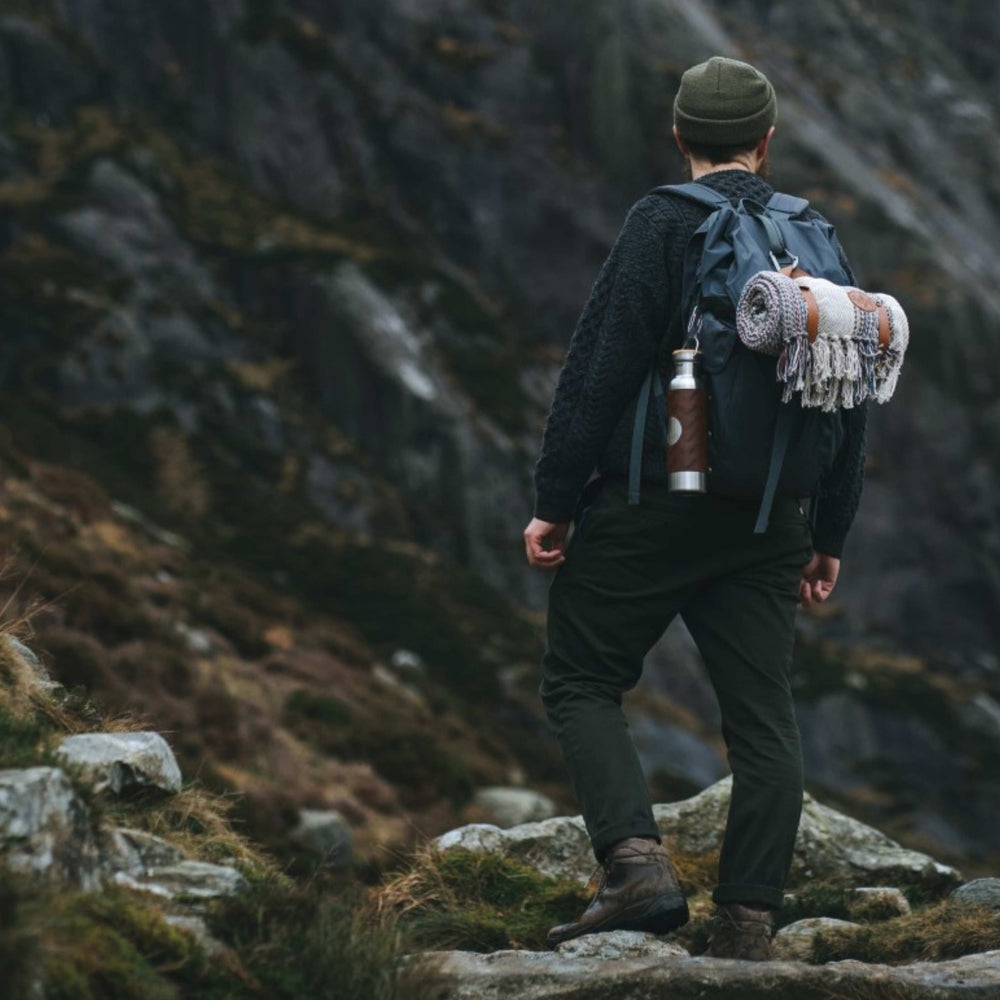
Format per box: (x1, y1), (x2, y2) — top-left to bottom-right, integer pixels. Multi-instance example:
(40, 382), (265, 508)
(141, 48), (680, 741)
(16, 0), (995, 662)
(2, 0), (1000, 863)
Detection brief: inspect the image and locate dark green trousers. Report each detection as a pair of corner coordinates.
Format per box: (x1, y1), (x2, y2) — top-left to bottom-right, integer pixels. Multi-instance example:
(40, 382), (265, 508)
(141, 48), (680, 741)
(539, 476), (814, 909)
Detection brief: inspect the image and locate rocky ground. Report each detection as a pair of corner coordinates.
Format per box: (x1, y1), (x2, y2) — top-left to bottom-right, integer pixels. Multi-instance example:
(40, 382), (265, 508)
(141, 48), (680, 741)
(4, 624), (1000, 996)
(383, 781), (1000, 999)
(425, 946), (1000, 1000)
(1, 0), (999, 876)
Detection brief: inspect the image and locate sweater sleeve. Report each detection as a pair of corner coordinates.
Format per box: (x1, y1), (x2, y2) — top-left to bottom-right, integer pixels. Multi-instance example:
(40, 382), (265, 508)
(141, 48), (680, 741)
(532, 203), (669, 522)
(808, 224), (867, 558)
(811, 401), (868, 558)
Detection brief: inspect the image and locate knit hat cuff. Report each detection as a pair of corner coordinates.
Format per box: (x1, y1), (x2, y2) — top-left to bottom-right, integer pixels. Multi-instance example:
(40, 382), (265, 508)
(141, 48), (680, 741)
(673, 93), (776, 146)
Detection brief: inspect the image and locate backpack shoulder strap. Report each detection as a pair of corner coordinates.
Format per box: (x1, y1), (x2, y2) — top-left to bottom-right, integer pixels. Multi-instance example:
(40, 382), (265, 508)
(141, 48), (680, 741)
(648, 182), (733, 210)
(765, 192), (810, 217)
(627, 367), (669, 505)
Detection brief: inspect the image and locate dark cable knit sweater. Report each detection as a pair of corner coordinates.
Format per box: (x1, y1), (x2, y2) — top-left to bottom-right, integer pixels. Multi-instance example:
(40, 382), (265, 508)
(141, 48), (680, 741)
(532, 169), (866, 558)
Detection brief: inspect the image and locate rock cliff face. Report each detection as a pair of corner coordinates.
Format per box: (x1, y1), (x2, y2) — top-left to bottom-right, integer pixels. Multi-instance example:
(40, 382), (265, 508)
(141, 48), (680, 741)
(4, 0), (998, 647)
(1, 0), (999, 869)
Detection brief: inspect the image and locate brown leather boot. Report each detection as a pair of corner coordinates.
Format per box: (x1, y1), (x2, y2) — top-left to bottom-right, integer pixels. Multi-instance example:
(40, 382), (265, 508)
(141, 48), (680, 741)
(704, 902), (775, 960)
(546, 836), (689, 948)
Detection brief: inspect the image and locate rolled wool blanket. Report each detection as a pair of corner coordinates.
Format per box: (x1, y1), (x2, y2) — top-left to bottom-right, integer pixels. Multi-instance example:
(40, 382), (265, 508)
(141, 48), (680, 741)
(736, 270), (909, 411)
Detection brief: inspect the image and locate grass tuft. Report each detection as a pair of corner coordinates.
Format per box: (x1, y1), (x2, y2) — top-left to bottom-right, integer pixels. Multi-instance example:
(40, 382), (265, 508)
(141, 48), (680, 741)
(207, 879), (439, 1000)
(0, 870), (256, 1000)
(372, 846), (590, 951)
(809, 899), (1000, 964)
(102, 783), (278, 878)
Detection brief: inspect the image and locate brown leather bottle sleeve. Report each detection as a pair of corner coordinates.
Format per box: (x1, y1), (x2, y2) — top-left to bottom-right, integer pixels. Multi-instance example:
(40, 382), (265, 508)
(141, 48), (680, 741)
(666, 387), (709, 474)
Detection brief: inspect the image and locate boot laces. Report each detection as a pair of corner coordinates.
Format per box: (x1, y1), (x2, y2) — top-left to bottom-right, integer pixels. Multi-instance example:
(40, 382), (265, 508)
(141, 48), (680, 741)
(585, 840), (665, 897)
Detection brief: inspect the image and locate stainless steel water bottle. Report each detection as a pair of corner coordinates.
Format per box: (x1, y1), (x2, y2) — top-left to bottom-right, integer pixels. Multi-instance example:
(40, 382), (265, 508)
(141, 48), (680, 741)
(666, 348), (709, 492)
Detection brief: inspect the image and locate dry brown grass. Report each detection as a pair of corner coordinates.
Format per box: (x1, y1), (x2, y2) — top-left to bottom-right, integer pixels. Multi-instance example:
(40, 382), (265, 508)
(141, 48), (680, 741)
(372, 838), (721, 927)
(668, 841), (721, 897)
(369, 845), (454, 925)
(368, 844), (589, 951)
(811, 898), (1000, 964)
(0, 628), (47, 721)
(105, 783), (282, 878)
(148, 426), (211, 521)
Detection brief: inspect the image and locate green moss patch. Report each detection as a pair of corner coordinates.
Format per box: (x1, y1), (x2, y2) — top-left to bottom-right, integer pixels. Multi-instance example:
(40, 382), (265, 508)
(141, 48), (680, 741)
(774, 884), (857, 930)
(1, 869), (434, 1000)
(0, 705), (58, 769)
(0, 873), (249, 1000)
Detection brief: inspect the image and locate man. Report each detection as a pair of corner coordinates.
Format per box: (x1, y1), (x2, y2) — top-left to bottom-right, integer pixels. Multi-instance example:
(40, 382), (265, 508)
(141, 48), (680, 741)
(522, 56), (865, 960)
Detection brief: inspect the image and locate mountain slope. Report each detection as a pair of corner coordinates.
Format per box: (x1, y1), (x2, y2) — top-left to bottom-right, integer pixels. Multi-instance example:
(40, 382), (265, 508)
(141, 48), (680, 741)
(1, 0), (999, 871)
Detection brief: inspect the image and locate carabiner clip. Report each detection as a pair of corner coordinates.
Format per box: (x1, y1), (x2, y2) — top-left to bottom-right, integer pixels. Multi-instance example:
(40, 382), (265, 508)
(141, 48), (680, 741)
(684, 307), (703, 351)
(770, 251), (799, 273)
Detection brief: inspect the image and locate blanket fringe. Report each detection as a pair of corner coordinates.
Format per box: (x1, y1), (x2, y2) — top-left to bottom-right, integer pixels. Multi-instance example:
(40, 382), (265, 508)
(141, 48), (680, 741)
(737, 272), (909, 409)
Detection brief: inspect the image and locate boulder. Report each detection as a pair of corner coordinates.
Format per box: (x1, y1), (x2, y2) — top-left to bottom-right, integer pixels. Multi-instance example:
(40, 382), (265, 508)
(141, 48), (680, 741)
(949, 878), (1000, 911)
(773, 917), (862, 961)
(555, 931), (688, 961)
(470, 788), (557, 829)
(0, 767), (101, 889)
(289, 809), (353, 868)
(390, 649), (426, 675)
(419, 948), (1000, 999)
(99, 826), (185, 879)
(113, 860), (248, 901)
(652, 778), (960, 892)
(56, 731), (183, 795)
(434, 777), (961, 894)
(433, 815), (591, 883)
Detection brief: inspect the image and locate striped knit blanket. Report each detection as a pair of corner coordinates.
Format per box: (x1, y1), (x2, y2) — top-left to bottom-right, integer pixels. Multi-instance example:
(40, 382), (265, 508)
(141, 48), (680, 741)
(735, 271), (909, 411)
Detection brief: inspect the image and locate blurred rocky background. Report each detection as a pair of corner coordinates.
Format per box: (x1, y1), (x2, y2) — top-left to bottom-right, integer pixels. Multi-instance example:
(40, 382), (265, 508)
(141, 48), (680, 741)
(1, 0), (999, 911)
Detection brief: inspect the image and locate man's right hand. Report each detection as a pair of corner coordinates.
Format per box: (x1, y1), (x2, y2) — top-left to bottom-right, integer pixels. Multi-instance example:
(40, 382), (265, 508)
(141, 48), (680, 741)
(799, 552), (840, 608)
(523, 518), (570, 569)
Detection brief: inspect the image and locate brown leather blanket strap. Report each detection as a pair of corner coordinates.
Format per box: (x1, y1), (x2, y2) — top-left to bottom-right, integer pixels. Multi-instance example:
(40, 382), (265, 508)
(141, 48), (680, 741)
(876, 305), (891, 352)
(779, 266), (889, 353)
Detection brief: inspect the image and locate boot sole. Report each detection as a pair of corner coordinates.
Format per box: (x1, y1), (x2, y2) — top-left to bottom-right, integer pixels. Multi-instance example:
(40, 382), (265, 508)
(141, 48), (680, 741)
(547, 893), (690, 948)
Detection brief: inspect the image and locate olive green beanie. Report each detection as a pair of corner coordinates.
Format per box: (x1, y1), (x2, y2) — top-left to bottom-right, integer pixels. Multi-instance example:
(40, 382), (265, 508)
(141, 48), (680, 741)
(673, 56), (777, 146)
